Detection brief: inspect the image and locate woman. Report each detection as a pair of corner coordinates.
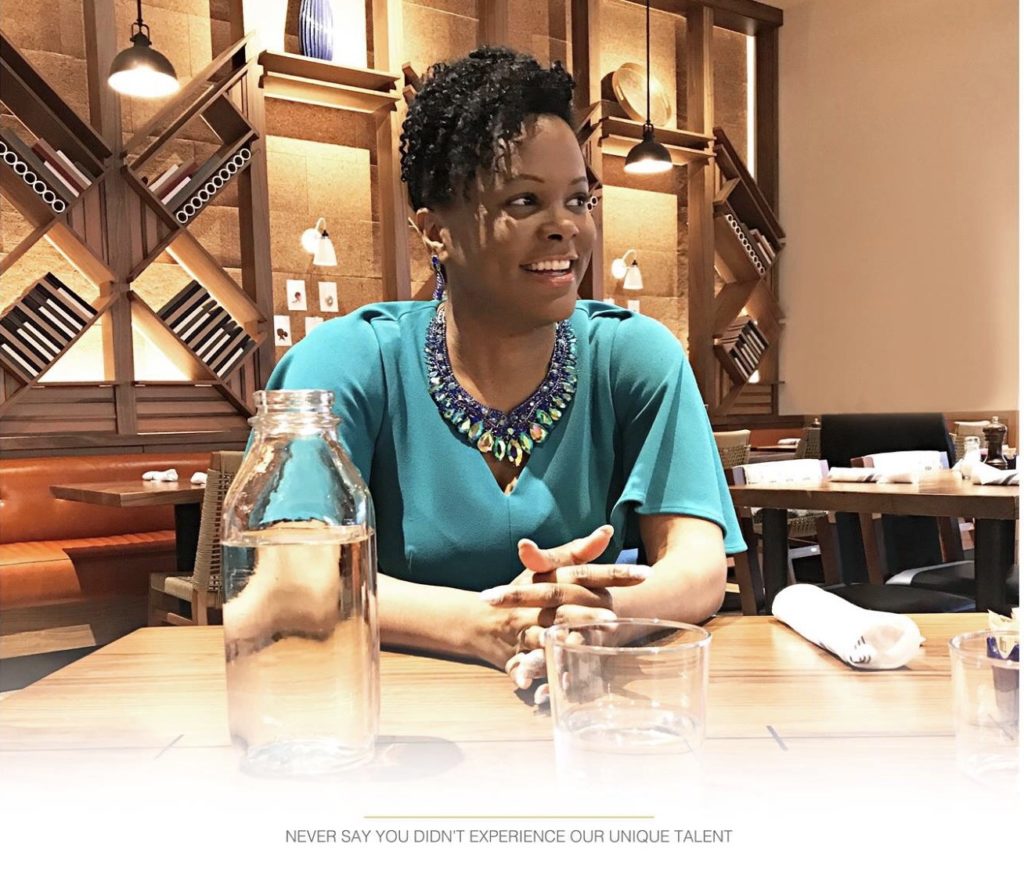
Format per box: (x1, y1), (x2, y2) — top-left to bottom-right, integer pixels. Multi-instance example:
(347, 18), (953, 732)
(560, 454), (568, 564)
(266, 47), (745, 695)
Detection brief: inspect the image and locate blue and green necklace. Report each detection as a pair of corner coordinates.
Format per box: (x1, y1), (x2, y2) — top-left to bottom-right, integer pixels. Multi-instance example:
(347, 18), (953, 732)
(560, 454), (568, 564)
(425, 302), (578, 467)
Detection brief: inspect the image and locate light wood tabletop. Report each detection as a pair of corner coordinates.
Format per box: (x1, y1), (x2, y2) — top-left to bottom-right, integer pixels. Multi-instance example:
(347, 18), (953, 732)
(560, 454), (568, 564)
(50, 479), (206, 507)
(729, 469), (1018, 519)
(0, 613), (986, 752)
(729, 470), (1018, 612)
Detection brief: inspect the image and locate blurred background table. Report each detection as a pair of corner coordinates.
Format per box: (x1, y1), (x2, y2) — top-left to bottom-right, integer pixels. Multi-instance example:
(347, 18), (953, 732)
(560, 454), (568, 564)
(51, 480), (205, 572)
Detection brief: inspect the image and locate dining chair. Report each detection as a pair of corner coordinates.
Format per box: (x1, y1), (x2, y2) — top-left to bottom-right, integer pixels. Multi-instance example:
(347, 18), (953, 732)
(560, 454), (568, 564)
(147, 450), (244, 626)
(713, 429), (751, 469)
(730, 458), (841, 614)
(818, 414), (974, 613)
(952, 419), (990, 461)
(793, 426), (821, 459)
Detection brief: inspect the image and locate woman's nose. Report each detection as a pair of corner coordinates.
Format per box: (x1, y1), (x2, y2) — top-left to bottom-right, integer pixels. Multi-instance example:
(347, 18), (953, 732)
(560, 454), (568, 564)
(542, 217), (579, 241)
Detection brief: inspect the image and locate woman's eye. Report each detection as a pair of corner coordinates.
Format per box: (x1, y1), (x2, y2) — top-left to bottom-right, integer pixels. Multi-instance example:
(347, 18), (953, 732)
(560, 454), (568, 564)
(567, 193), (589, 210)
(507, 194), (537, 207)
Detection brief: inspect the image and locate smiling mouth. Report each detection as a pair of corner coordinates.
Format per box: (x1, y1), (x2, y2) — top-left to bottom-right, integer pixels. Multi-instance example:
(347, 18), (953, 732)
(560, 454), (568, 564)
(521, 258), (576, 278)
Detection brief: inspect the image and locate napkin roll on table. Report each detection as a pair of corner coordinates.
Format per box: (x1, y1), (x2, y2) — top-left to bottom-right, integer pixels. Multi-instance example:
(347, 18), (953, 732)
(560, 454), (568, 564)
(142, 469), (178, 482)
(772, 584), (924, 669)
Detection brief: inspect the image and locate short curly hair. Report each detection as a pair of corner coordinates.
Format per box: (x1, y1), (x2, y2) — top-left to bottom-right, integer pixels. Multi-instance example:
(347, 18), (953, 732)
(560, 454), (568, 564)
(400, 47), (576, 211)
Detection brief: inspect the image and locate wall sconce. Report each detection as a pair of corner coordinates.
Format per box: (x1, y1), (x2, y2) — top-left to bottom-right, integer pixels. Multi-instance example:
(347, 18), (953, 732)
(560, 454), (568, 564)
(108, 0), (180, 98)
(300, 217), (337, 267)
(611, 249), (643, 290)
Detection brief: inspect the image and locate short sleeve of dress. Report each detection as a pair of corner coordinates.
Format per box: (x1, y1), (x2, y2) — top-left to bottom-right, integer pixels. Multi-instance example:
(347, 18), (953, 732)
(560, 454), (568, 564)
(608, 313), (746, 554)
(264, 309), (386, 484)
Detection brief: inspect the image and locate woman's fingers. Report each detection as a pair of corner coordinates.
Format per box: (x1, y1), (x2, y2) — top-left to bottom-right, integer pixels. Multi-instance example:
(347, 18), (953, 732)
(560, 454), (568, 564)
(484, 582), (613, 610)
(517, 525), (614, 573)
(516, 606), (616, 652)
(482, 564), (650, 609)
(505, 648), (546, 690)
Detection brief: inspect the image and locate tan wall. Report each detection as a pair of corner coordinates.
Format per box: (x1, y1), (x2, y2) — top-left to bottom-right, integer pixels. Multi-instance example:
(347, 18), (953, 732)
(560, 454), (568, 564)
(775, 0), (1019, 414)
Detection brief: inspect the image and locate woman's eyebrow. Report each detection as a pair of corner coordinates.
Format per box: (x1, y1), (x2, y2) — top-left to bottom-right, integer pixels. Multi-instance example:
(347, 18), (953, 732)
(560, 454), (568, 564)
(504, 173), (589, 185)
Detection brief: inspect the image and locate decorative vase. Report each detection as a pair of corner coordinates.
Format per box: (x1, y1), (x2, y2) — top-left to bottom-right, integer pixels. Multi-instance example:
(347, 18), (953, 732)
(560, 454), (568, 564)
(299, 0), (334, 62)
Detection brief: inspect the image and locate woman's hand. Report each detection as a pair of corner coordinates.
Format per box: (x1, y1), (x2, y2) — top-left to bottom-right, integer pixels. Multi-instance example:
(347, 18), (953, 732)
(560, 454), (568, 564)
(481, 525), (650, 694)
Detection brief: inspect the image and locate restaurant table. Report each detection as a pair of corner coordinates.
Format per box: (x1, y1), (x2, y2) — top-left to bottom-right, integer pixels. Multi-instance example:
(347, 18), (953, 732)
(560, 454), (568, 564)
(0, 614), (1013, 861)
(730, 470), (1019, 612)
(50, 479), (205, 572)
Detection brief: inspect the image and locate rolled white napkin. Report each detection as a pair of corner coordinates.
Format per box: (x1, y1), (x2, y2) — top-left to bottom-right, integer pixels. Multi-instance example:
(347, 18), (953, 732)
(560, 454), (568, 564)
(777, 437), (801, 446)
(967, 462), (1018, 486)
(772, 584), (925, 669)
(827, 467), (919, 484)
(190, 471), (208, 485)
(142, 469), (178, 482)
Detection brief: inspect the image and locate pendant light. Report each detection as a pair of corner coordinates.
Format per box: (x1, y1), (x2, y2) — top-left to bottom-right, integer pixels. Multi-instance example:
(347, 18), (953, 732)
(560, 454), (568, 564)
(108, 0), (180, 98)
(624, 0), (672, 175)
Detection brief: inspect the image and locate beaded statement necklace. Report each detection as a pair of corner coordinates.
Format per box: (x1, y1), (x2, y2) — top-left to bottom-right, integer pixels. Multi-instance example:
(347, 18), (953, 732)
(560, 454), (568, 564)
(425, 303), (578, 467)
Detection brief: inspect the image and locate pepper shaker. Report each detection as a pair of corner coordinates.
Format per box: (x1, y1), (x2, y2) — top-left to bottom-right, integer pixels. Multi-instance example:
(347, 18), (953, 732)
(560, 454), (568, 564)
(982, 416), (1009, 470)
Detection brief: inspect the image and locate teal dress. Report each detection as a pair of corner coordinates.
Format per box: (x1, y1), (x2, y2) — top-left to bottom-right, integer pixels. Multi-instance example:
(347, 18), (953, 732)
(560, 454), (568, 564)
(264, 299), (744, 591)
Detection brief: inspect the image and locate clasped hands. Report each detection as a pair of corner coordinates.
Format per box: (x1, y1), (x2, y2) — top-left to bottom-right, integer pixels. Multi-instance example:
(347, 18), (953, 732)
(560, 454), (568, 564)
(476, 525), (649, 703)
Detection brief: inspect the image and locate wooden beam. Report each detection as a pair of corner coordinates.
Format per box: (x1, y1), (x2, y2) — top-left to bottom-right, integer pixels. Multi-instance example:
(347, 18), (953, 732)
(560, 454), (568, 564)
(626, 0), (783, 35)
(229, 0), (275, 390)
(571, 0), (602, 113)
(755, 26), (780, 212)
(686, 5), (717, 405)
(479, 0), (510, 46)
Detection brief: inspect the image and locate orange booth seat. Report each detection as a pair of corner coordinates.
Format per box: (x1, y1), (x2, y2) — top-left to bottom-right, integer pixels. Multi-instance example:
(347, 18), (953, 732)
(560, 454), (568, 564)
(0, 452), (209, 660)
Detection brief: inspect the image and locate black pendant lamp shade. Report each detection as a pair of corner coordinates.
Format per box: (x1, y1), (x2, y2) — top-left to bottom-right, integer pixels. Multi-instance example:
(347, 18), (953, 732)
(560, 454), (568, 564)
(108, 0), (180, 98)
(624, 0), (672, 175)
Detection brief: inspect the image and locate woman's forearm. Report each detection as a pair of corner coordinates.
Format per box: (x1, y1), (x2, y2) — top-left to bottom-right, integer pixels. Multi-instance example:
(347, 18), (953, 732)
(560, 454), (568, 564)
(377, 571), (490, 662)
(607, 550), (726, 624)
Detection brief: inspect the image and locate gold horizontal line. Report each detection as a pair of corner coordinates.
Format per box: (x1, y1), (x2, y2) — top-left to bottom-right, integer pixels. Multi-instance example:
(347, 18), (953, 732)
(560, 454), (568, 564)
(364, 815), (656, 820)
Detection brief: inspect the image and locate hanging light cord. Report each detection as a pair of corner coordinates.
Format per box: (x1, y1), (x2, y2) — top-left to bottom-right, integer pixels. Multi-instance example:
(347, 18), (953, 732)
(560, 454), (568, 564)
(133, 0), (150, 37)
(645, 0), (652, 128)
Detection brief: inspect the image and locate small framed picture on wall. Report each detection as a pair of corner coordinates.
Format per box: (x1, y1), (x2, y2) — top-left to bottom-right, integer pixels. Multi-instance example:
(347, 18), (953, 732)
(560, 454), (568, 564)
(286, 279), (307, 311)
(274, 314), (292, 347)
(305, 316), (325, 335)
(318, 281), (338, 312)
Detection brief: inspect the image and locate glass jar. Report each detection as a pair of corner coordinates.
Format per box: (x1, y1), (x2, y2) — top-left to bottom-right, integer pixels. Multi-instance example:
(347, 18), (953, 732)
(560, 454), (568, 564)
(221, 389), (378, 776)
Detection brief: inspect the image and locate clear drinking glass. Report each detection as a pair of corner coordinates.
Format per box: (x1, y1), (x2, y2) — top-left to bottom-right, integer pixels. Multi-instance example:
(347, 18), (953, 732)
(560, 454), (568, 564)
(949, 630), (1019, 787)
(545, 619), (711, 774)
(220, 389), (379, 777)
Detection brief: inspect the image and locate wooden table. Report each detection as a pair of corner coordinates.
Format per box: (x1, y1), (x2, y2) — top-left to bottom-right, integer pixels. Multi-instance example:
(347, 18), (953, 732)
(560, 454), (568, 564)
(730, 470), (1019, 612)
(0, 614), (985, 751)
(51, 480), (205, 572)
(1, 614), (1014, 858)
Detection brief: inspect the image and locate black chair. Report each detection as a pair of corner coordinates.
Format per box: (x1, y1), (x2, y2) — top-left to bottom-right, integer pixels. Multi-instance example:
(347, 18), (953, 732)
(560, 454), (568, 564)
(818, 413), (975, 613)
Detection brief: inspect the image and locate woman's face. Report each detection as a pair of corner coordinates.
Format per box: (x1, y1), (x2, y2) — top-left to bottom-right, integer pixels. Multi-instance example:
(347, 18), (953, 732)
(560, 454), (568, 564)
(427, 114), (596, 327)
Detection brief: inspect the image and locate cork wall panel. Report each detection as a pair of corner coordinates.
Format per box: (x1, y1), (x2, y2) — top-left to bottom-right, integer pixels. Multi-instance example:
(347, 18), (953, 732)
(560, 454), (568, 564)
(713, 26), (749, 166)
(602, 183), (680, 337)
(402, 0), (480, 75)
(266, 130), (381, 361)
(507, 0), (571, 66)
(600, 0), (677, 128)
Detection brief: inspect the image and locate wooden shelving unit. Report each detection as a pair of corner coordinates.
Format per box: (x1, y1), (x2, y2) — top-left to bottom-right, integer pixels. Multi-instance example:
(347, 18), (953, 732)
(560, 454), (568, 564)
(709, 127), (786, 416)
(577, 101), (715, 166)
(259, 50), (400, 113)
(0, 29), (270, 449)
(570, 1), (786, 422)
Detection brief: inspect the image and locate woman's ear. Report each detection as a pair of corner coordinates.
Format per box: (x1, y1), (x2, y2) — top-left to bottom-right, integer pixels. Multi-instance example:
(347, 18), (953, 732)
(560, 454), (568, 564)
(413, 208), (445, 260)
